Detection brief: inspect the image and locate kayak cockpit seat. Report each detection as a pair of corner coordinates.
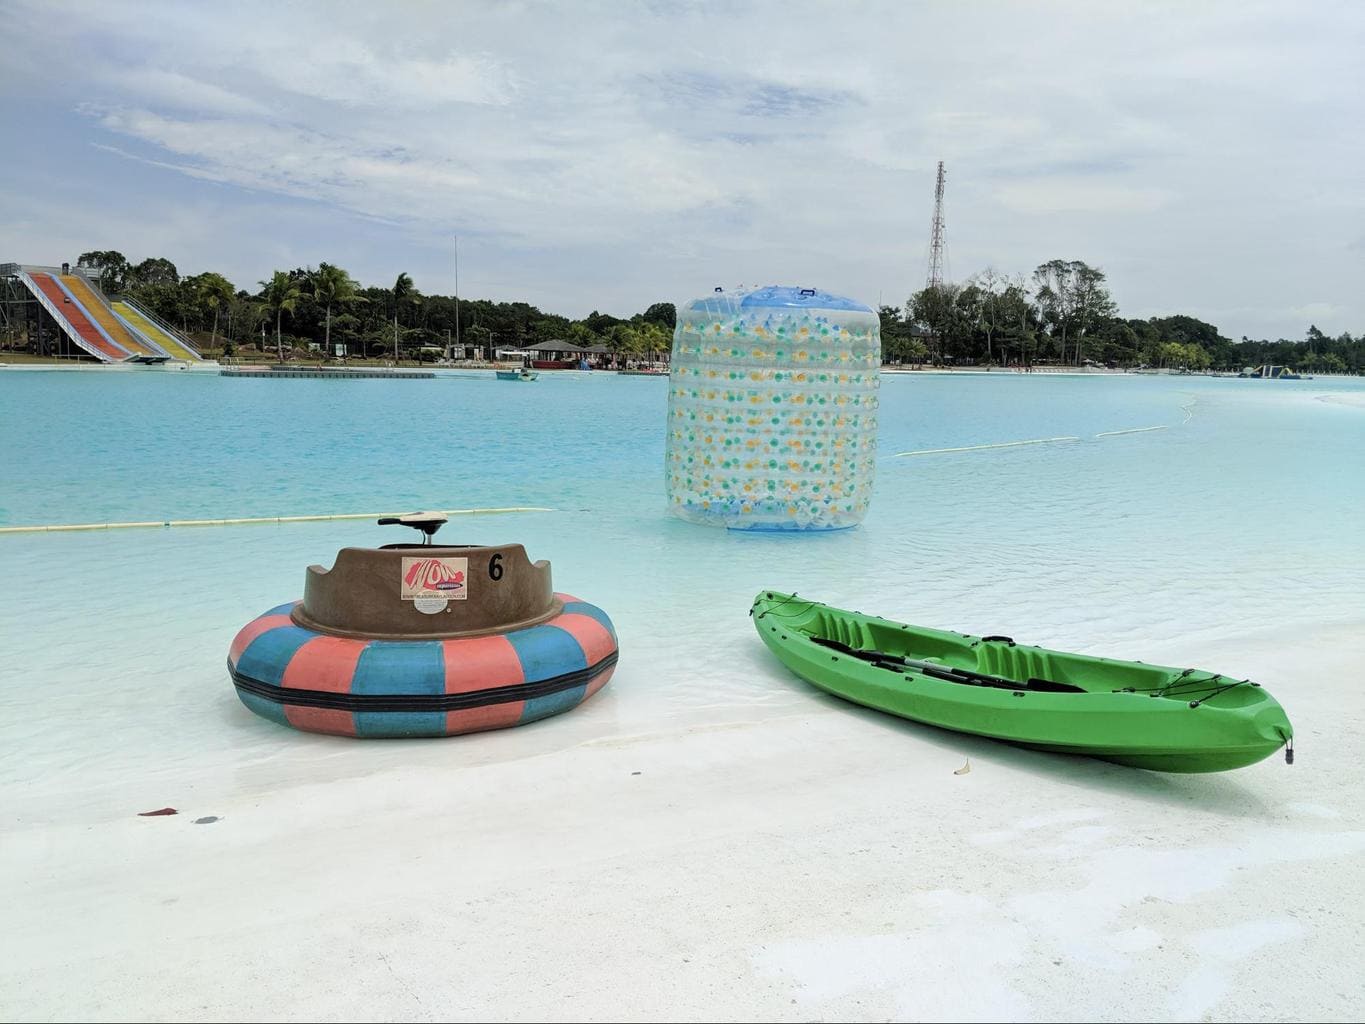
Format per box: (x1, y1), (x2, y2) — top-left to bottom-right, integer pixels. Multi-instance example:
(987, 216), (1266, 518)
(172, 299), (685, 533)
(809, 636), (1087, 693)
(977, 641), (1054, 685)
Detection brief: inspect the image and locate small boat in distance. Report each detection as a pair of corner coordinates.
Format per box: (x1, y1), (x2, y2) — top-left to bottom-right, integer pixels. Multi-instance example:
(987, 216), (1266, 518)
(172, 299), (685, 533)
(496, 368), (539, 382)
(751, 591), (1294, 773)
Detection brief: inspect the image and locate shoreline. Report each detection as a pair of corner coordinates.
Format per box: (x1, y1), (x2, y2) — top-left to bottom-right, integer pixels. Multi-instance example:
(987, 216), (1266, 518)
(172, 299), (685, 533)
(6, 360), (1361, 380)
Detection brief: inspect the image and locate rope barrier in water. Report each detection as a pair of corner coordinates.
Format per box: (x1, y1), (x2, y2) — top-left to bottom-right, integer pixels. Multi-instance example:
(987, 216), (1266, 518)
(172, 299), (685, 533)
(0, 507), (554, 535)
(894, 436), (1081, 457)
(894, 392), (1200, 458)
(1094, 426), (1167, 437)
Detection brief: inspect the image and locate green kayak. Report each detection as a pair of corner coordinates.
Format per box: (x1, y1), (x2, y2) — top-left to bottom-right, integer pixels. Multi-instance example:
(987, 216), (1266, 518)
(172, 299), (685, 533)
(751, 591), (1294, 773)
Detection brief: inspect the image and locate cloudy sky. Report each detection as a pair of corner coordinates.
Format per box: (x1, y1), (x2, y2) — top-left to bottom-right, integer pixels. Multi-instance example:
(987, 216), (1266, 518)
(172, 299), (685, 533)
(1, 0), (1360, 339)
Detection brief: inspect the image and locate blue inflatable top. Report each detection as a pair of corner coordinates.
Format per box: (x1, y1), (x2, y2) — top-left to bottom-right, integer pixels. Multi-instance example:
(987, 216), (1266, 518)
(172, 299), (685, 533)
(685, 286), (874, 314)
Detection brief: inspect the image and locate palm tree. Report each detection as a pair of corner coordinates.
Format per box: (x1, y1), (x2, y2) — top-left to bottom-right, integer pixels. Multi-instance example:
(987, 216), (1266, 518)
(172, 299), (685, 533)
(259, 271), (302, 362)
(604, 323), (645, 368)
(392, 272), (414, 362)
(192, 272), (234, 352)
(311, 263), (361, 357)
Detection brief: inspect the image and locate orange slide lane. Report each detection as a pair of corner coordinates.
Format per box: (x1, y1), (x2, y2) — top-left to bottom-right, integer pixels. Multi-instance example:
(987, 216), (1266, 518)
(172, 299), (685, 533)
(60, 275), (156, 355)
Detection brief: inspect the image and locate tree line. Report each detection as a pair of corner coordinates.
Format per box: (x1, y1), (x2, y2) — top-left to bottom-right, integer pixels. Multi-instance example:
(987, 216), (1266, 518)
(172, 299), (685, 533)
(66, 249), (1364, 373)
(888, 259), (1363, 374)
(72, 251), (676, 361)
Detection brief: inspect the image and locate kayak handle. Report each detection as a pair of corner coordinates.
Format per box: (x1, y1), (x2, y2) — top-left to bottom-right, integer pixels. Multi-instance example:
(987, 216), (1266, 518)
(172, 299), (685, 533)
(1279, 729), (1294, 765)
(981, 635), (1016, 646)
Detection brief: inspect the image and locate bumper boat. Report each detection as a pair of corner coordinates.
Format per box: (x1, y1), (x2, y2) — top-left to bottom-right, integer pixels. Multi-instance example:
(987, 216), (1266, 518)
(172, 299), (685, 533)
(228, 513), (617, 737)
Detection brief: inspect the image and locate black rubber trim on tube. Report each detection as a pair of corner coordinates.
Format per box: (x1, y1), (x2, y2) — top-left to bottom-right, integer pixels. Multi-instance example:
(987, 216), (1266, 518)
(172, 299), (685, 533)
(230, 651), (618, 713)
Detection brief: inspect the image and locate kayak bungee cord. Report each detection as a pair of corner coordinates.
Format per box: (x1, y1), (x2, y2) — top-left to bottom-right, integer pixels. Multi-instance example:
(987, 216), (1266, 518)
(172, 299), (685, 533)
(1116, 669), (1260, 706)
(752, 592), (819, 622)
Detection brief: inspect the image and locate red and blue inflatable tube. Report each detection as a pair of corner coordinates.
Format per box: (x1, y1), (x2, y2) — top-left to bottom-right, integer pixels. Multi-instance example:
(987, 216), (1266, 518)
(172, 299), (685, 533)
(227, 593), (617, 737)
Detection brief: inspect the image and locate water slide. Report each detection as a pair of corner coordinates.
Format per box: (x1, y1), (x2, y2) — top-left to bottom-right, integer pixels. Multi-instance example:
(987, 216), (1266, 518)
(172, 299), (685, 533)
(112, 299), (202, 361)
(58, 274), (160, 357)
(23, 271), (130, 361)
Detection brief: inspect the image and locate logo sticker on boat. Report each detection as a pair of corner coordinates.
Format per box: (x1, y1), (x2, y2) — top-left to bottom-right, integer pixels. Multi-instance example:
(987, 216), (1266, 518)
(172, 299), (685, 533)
(401, 556), (468, 601)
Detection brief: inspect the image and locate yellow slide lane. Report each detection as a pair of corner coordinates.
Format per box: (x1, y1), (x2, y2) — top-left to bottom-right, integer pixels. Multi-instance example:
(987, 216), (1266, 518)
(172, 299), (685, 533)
(111, 300), (200, 360)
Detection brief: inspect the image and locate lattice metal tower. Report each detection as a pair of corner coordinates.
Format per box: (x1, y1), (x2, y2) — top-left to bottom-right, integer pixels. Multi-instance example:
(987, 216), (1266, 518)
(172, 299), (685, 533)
(925, 161), (946, 290)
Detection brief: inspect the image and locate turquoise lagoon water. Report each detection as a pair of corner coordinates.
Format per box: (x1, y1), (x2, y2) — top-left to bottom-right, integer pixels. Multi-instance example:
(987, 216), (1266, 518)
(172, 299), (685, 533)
(1, 370), (1363, 821)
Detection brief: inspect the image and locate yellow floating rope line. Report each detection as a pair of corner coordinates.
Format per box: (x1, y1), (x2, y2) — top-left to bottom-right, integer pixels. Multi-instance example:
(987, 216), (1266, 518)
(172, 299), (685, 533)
(0, 507), (554, 535)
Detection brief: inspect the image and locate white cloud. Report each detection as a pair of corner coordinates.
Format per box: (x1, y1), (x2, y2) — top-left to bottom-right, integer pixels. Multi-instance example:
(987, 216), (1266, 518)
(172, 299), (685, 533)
(2, 0), (1362, 336)
(257, 43), (515, 110)
(104, 70), (269, 116)
(994, 181), (1174, 215)
(1291, 303), (1343, 323)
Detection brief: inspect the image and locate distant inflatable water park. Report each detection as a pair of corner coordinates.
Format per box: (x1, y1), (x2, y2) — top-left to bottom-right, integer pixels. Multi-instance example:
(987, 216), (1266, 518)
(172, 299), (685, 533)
(665, 285), (881, 530)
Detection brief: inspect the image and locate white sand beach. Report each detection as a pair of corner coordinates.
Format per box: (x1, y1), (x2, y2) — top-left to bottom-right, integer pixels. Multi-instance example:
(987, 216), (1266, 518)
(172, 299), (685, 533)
(3, 618), (1361, 1023)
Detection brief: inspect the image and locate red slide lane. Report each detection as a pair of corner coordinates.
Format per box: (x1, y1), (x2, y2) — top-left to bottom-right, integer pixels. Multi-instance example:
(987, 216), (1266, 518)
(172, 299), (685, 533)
(28, 273), (126, 361)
